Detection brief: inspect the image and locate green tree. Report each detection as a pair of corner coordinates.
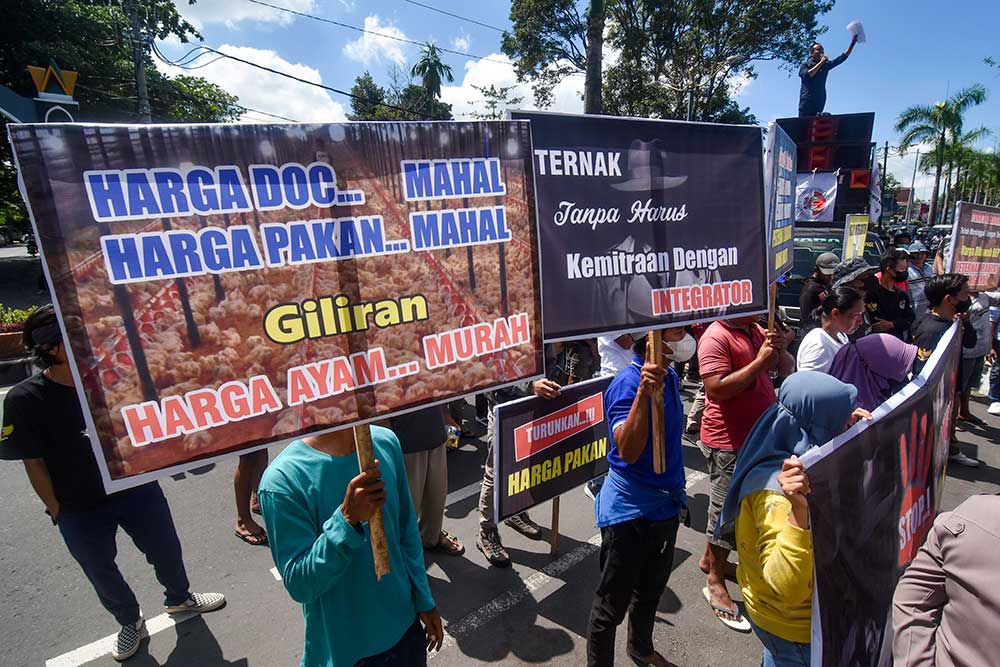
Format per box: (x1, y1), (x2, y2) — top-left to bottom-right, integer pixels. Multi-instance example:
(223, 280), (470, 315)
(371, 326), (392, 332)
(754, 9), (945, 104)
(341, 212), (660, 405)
(896, 84), (988, 225)
(348, 69), (452, 121)
(0, 0), (241, 227)
(410, 42), (454, 99)
(468, 84), (524, 120)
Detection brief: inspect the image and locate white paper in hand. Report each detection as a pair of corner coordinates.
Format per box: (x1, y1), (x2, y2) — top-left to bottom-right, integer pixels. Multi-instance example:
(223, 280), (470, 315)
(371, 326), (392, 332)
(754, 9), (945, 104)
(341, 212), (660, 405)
(847, 19), (866, 43)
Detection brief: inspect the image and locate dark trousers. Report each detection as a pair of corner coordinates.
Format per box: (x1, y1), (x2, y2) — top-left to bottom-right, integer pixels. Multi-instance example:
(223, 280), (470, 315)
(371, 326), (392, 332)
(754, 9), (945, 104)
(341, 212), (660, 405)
(355, 619), (426, 666)
(587, 516), (680, 667)
(990, 339), (1000, 402)
(57, 482), (190, 626)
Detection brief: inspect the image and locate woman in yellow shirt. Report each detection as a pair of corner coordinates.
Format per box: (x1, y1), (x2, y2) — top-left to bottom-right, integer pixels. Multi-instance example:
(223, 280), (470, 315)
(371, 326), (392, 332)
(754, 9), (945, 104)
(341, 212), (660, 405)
(715, 371), (869, 667)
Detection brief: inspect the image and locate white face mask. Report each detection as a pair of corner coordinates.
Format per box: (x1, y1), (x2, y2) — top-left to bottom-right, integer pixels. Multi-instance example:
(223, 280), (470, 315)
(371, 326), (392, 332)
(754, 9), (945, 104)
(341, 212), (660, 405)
(663, 333), (696, 363)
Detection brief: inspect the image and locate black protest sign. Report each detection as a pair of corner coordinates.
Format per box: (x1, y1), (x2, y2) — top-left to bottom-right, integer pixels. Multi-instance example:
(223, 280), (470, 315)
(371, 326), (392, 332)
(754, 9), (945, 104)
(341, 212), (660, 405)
(801, 323), (960, 666)
(947, 201), (1000, 290)
(493, 376), (611, 523)
(512, 110), (767, 341)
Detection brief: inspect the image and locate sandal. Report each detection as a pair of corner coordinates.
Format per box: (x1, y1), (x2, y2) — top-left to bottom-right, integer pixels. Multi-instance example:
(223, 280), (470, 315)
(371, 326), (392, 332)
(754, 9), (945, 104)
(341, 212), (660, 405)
(702, 587), (751, 632)
(627, 649), (675, 667)
(958, 414), (986, 427)
(428, 530), (465, 556)
(235, 530), (268, 546)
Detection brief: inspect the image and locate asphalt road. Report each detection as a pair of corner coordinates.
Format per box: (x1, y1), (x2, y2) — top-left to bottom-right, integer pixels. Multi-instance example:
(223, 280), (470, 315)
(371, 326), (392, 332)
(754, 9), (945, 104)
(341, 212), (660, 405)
(1, 384), (998, 667)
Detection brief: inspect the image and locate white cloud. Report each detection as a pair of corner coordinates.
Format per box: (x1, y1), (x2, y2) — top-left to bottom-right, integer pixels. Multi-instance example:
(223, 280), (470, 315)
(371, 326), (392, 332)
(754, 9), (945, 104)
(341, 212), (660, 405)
(440, 53), (584, 119)
(452, 34), (471, 54)
(342, 15), (409, 67)
(174, 0), (317, 29)
(158, 43), (347, 123)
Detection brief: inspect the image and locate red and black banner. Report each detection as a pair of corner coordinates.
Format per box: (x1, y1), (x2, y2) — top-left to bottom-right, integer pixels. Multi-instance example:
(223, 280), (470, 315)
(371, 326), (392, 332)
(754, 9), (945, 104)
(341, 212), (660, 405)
(801, 322), (960, 666)
(494, 375), (611, 523)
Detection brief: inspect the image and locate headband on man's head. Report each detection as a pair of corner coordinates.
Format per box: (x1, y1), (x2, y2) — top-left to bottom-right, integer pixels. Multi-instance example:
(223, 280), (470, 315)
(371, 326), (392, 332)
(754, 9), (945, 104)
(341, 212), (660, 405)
(28, 321), (62, 347)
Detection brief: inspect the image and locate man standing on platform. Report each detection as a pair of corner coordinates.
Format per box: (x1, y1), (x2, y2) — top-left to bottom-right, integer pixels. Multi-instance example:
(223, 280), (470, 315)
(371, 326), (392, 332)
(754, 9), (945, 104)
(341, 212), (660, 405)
(697, 314), (794, 631)
(798, 36), (858, 117)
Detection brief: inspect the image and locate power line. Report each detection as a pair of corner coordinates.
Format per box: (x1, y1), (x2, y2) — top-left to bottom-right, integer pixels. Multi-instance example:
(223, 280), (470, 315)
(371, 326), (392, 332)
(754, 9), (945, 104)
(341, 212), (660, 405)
(77, 81), (301, 122)
(151, 42), (445, 119)
(400, 0), (505, 33)
(244, 0), (516, 68)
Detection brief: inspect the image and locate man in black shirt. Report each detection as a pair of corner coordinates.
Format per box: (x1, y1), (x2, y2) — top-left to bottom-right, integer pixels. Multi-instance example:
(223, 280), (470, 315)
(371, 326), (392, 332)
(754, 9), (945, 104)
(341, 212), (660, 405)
(912, 275), (980, 468)
(866, 250), (916, 341)
(798, 36), (858, 116)
(0, 306), (225, 661)
(799, 252), (839, 328)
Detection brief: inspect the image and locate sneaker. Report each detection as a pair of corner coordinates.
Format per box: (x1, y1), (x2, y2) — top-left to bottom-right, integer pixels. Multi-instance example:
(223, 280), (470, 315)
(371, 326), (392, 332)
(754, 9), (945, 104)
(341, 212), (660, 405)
(164, 592), (226, 614)
(476, 527), (511, 568)
(111, 617), (145, 662)
(584, 477), (604, 500)
(504, 512), (543, 540)
(989, 402), (1000, 415)
(949, 451), (980, 468)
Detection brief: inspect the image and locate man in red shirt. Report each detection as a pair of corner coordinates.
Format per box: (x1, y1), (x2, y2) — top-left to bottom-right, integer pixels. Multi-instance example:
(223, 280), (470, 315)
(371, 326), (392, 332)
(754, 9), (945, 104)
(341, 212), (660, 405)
(697, 315), (794, 631)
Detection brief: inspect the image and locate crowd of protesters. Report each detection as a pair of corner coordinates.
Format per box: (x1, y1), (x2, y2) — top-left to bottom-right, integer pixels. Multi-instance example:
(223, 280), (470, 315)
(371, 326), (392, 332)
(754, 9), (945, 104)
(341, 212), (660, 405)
(4, 237), (999, 667)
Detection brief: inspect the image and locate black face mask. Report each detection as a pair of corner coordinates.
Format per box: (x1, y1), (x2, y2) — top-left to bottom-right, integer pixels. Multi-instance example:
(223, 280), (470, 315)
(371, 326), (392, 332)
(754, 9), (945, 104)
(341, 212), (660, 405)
(954, 297), (972, 313)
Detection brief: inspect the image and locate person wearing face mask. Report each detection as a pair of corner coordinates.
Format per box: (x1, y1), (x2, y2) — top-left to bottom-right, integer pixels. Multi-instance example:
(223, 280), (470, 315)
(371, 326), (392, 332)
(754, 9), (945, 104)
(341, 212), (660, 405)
(955, 288), (1000, 427)
(796, 287), (866, 373)
(586, 329), (692, 667)
(912, 273), (980, 467)
(865, 250), (915, 341)
(906, 242), (933, 323)
(715, 372), (870, 667)
(697, 315), (795, 632)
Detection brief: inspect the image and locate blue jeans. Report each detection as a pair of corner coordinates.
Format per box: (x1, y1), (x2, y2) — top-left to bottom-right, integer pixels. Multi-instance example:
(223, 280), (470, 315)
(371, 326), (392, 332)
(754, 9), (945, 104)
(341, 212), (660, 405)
(749, 618), (810, 667)
(57, 482), (190, 625)
(989, 339), (1000, 402)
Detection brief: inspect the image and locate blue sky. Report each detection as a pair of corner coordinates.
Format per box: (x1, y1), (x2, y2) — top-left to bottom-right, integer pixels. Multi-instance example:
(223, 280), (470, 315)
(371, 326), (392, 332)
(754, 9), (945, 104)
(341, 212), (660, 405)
(160, 0), (1000, 200)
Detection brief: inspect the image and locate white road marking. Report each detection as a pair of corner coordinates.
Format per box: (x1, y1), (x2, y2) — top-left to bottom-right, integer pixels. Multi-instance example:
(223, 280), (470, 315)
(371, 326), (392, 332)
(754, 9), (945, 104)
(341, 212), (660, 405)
(45, 611), (196, 667)
(445, 479), (483, 507)
(430, 467), (709, 658)
(270, 567), (282, 582)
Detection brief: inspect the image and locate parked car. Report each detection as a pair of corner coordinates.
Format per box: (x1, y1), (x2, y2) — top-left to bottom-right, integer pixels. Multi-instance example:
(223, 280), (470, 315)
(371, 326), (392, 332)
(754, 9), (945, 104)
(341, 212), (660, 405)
(776, 228), (885, 331)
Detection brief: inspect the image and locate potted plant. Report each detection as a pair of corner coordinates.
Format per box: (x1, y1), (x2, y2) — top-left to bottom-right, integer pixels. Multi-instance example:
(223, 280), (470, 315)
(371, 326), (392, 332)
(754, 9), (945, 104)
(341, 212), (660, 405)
(0, 305), (37, 359)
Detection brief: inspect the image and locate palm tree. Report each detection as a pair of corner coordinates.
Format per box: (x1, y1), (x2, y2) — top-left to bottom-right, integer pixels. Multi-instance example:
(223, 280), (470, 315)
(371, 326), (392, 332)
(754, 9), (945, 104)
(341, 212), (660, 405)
(895, 84), (987, 224)
(940, 127), (990, 220)
(411, 42), (454, 99)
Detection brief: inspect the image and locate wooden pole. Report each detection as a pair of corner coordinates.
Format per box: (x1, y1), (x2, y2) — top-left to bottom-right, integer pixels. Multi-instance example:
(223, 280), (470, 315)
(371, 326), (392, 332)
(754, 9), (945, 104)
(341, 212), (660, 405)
(767, 282), (778, 333)
(647, 330), (666, 474)
(353, 424), (392, 580)
(549, 496), (560, 556)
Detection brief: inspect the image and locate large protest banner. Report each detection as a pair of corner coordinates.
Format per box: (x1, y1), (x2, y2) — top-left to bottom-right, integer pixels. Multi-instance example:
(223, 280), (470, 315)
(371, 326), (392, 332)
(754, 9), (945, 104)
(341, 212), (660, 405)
(795, 170), (838, 223)
(946, 201), (1000, 290)
(511, 110), (767, 341)
(765, 122), (797, 281)
(800, 323), (960, 666)
(843, 213), (869, 260)
(9, 121), (544, 491)
(493, 376), (611, 523)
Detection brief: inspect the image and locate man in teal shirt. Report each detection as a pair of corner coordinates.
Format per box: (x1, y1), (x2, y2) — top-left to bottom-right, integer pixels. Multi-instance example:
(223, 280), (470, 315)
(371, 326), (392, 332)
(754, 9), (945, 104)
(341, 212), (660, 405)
(259, 425), (443, 666)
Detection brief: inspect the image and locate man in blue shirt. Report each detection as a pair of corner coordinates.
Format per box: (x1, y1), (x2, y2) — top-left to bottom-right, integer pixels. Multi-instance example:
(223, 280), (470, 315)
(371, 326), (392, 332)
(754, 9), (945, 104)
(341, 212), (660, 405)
(587, 328), (693, 667)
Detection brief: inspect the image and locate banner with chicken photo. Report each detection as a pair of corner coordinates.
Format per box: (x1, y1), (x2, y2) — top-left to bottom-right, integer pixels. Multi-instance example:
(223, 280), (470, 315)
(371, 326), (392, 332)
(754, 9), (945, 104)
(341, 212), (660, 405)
(9, 122), (543, 491)
(511, 110), (768, 341)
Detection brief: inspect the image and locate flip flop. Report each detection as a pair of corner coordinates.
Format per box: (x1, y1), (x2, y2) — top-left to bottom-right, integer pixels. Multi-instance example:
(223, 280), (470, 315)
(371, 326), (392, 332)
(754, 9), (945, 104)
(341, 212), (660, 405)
(235, 530), (268, 546)
(958, 415), (986, 427)
(627, 650), (676, 667)
(428, 529), (465, 556)
(702, 587), (751, 632)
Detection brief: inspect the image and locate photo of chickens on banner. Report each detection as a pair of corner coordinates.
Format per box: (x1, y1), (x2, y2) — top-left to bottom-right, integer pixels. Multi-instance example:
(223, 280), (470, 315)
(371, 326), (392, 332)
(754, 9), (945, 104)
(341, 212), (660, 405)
(801, 323), (960, 667)
(8, 121), (544, 491)
(511, 110), (768, 341)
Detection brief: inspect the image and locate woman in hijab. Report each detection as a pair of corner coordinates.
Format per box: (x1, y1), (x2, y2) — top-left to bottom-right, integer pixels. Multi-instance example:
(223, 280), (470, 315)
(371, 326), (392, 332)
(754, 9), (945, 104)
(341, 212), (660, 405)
(828, 333), (917, 412)
(715, 372), (870, 667)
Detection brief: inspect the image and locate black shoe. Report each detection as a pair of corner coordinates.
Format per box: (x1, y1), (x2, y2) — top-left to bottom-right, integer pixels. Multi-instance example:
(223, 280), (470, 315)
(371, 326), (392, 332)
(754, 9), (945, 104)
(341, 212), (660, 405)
(504, 512), (543, 539)
(477, 527), (511, 567)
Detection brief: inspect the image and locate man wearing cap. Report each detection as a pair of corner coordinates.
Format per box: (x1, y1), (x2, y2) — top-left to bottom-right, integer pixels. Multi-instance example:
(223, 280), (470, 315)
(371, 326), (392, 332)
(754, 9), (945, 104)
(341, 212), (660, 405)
(832, 257), (879, 339)
(799, 252), (839, 330)
(907, 242), (933, 323)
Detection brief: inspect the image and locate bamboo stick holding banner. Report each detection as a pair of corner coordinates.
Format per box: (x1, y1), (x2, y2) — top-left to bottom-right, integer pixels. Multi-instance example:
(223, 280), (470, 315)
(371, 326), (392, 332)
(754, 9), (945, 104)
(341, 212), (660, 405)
(549, 496), (560, 556)
(767, 282), (779, 333)
(647, 330), (666, 475)
(353, 424), (392, 580)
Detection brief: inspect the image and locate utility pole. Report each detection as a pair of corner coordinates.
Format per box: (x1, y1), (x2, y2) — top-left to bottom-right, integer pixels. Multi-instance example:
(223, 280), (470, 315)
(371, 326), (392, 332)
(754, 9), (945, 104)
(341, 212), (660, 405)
(881, 141), (889, 228)
(130, 8), (151, 123)
(905, 149), (919, 223)
(686, 88), (694, 122)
